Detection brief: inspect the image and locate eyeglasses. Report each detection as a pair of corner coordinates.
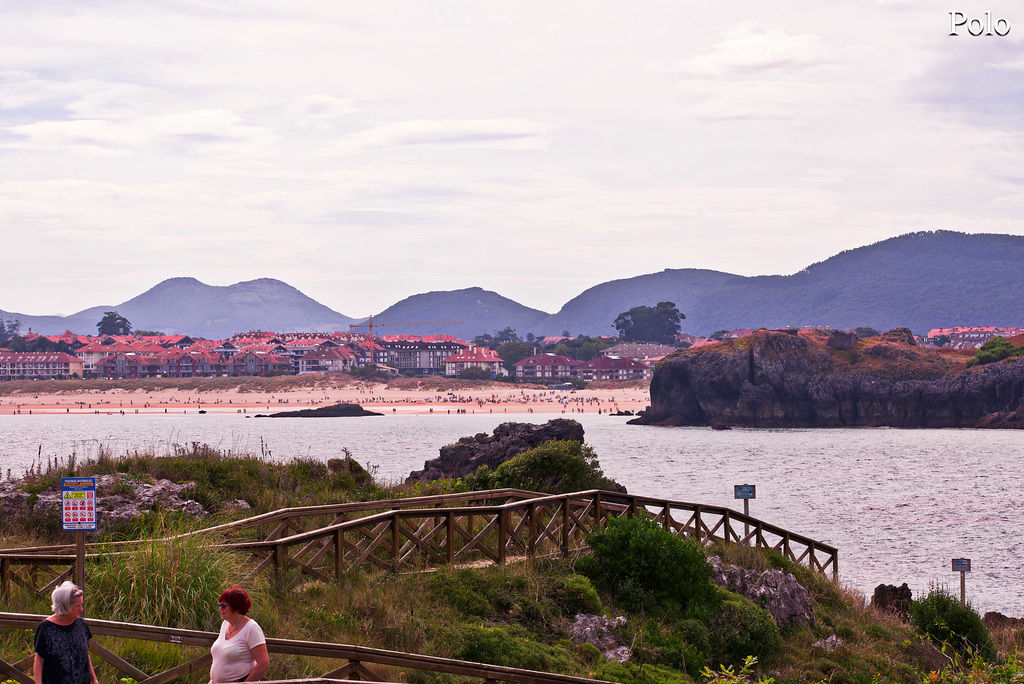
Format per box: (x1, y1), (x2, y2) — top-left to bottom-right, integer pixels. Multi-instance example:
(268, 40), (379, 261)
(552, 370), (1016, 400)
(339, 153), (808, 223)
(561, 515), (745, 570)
(217, 603), (229, 609)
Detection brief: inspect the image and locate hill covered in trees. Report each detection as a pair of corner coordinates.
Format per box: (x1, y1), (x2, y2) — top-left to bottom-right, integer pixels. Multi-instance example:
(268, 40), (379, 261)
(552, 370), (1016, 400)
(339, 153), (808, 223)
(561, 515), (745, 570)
(5, 231), (1024, 338)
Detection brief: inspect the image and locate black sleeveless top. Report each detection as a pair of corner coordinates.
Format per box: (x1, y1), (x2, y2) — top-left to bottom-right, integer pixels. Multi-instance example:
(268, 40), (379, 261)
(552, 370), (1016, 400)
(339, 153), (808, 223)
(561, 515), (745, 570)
(34, 618), (92, 684)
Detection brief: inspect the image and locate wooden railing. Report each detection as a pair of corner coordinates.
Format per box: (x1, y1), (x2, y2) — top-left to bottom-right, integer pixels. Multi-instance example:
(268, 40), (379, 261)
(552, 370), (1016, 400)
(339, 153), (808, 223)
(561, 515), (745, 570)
(222, 490), (837, 586)
(1, 489), (838, 597)
(0, 612), (612, 684)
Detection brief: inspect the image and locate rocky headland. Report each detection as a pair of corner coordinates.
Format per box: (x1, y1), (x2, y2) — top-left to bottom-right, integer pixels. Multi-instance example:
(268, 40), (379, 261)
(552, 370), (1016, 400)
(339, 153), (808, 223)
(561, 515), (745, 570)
(407, 418), (585, 483)
(631, 328), (1024, 428)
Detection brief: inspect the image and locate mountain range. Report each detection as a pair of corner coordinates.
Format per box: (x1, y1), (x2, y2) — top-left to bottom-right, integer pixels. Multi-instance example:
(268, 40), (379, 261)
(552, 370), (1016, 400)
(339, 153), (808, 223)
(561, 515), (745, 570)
(3, 231), (1024, 339)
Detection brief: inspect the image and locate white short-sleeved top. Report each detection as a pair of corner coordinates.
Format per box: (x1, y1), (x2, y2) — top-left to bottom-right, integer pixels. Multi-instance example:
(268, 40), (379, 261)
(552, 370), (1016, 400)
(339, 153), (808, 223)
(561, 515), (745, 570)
(210, 619), (266, 683)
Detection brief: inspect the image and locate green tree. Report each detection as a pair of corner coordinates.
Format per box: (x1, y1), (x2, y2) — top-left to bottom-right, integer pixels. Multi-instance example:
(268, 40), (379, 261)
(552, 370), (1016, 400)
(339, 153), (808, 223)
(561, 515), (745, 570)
(0, 317), (21, 343)
(496, 341), (534, 371)
(613, 302), (684, 344)
(855, 327), (880, 338)
(459, 366), (492, 380)
(97, 311), (132, 336)
(494, 327), (521, 344)
(472, 333), (496, 349)
(966, 336), (1023, 368)
(933, 334), (951, 348)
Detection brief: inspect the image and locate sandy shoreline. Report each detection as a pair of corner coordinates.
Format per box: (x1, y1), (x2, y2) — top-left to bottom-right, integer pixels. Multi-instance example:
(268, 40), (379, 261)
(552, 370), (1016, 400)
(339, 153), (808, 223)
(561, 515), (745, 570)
(0, 384), (651, 417)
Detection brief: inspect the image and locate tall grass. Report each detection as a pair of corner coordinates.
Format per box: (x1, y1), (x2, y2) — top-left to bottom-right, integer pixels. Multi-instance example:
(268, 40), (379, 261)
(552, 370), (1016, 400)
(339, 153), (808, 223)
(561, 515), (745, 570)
(87, 519), (260, 630)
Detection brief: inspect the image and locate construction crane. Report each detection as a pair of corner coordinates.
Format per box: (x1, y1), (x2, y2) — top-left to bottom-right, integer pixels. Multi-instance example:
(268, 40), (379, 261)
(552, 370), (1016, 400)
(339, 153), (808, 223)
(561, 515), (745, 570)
(348, 316), (464, 365)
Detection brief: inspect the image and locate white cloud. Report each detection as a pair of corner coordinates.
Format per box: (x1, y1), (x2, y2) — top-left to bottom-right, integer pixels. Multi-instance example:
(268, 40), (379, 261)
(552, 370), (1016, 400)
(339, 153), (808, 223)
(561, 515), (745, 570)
(4, 109), (277, 157)
(653, 22), (825, 78)
(334, 119), (553, 152)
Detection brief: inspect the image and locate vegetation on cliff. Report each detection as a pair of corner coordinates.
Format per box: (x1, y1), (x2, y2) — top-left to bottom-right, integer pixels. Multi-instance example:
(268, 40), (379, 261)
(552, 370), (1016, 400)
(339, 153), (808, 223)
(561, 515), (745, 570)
(637, 329), (1024, 428)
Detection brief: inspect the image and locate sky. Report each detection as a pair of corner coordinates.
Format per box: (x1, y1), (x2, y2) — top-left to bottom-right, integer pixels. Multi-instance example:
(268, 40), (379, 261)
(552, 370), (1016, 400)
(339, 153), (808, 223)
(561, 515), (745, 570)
(2, 1), (1023, 318)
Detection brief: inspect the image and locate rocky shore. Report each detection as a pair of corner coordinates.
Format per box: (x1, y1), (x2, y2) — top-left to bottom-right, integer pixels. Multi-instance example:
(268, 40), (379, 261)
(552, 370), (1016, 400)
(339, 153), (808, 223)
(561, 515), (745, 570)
(632, 328), (1024, 428)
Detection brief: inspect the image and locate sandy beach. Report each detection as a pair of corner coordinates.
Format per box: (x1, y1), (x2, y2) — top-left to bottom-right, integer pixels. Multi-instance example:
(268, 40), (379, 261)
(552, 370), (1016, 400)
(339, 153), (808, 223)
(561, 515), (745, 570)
(0, 383), (651, 417)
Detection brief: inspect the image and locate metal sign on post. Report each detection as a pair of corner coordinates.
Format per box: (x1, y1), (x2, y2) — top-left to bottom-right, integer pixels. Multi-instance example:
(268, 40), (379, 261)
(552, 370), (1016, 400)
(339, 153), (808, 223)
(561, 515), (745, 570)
(952, 558), (971, 605)
(62, 477), (97, 596)
(734, 484), (756, 543)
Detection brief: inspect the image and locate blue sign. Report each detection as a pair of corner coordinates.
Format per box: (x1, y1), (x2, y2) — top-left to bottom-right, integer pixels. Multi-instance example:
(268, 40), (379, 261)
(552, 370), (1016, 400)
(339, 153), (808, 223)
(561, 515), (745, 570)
(62, 477), (97, 531)
(952, 558), (971, 572)
(734, 484), (756, 500)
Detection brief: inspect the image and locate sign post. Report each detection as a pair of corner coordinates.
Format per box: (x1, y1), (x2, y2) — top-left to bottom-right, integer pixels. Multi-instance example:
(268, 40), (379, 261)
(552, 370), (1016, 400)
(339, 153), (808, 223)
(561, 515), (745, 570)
(951, 558), (971, 606)
(733, 484), (756, 544)
(62, 478), (97, 600)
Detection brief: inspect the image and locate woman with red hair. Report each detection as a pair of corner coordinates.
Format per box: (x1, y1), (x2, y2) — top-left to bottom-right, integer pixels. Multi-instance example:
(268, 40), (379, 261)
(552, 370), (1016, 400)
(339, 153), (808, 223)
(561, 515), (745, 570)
(209, 586), (269, 683)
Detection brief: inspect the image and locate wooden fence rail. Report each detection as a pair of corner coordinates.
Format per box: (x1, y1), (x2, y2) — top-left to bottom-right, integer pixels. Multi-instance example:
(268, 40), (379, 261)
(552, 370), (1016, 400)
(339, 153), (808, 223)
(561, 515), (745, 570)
(2, 489), (837, 597)
(0, 612), (611, 684)
(222, 490), (837, 587)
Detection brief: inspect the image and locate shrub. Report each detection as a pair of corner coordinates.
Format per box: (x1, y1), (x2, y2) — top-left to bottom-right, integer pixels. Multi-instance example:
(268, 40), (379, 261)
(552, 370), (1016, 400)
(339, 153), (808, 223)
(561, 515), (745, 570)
(579, 515), (719, 618)
(966, 336), (1022, 368)
(451, 625), (573, 672)
(708, 590), (782, 667)
(630, 618), (709, 675)
(466, 439), (619, 494)
(910, 587), (995, 661)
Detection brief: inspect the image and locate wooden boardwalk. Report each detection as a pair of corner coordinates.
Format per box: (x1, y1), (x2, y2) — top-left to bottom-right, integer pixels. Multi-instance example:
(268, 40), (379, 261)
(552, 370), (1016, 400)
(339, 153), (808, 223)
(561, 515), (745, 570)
(1, 488), (838, 597)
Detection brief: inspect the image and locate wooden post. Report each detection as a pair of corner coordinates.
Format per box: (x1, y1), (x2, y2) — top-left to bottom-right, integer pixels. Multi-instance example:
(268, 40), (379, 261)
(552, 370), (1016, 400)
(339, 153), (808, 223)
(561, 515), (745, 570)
(561, 498), (569, 557)
(528, 503), (536, 558)
(662, 501), (671, 531)
(594, 492), (602, 530)
(273, 544), (283, 588)
(446, 511), (454, 564)
(334, 528), (344, 579)
(391, 513), (400, 572)
(723, 509), (731, 544)
(75, 531), (86, 598)
(694, 506), (702, 544)
(1, 557), (9, 598)
(497, 511), (507, 565)
(743, 499), (749, 545)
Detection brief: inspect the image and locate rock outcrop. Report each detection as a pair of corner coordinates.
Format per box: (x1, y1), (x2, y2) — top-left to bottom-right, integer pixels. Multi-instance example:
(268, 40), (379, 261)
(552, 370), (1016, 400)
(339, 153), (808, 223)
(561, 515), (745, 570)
(263, 403), (382, 418)
(0, 474), (206, 533)
(871, 583), (913, 619)
(631, 329), (1024, 428)
(708, 556), (814, 628)
(406, 419), (585, 483)
(567, 614), (630, 663)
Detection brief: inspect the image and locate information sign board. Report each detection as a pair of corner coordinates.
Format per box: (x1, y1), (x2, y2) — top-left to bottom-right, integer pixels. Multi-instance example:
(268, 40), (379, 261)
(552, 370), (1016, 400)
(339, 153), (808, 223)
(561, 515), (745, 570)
(62, 477), (97, 531)
(952, 558), (971, 572)
(734, 484), (756, 500)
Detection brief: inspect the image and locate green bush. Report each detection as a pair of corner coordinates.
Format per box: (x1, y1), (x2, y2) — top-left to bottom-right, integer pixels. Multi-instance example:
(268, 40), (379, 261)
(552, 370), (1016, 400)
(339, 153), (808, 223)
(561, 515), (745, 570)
(910, 587), (995, 660)
(631, 618), (708, 675)
(966, 336), (1023, 368)
(466, 439), (619, 494)
(578, 515), (719, 618)
(554, 574), (602, 616)
(708, 590), (782, 667)
(451, 624), (574, 672)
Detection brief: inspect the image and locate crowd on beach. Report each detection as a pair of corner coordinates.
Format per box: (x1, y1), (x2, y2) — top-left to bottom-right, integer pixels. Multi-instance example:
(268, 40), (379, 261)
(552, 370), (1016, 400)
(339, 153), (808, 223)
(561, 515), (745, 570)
(0, 385), (650, 416)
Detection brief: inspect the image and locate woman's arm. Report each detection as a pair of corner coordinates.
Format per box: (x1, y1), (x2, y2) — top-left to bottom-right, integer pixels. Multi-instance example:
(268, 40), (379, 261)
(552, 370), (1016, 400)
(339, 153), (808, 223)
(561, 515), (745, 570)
(33, 654), (44, 684)
(87, 653), (99, 684)
(248, 644), (270, 682)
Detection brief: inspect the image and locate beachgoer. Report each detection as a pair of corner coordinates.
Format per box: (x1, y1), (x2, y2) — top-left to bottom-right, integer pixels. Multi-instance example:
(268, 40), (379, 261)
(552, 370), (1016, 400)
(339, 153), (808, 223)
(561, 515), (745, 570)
(209, 586), (269, 683)
(34, 581), (99, 684)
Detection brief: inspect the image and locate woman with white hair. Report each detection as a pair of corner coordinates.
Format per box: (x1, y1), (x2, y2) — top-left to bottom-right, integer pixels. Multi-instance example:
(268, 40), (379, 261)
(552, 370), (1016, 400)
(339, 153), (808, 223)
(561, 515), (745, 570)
(33, 581), (99, 684)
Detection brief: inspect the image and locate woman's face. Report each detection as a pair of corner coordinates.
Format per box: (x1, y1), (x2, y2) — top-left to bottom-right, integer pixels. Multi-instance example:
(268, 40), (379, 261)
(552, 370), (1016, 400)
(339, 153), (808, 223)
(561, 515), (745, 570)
(217, 601), (235, 618)
(68, 593), (84, 617)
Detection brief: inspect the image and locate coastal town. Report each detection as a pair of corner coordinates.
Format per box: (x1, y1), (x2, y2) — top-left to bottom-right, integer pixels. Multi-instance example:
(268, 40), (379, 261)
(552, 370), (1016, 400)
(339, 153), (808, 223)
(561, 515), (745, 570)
(1, 324), (1021, 383)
